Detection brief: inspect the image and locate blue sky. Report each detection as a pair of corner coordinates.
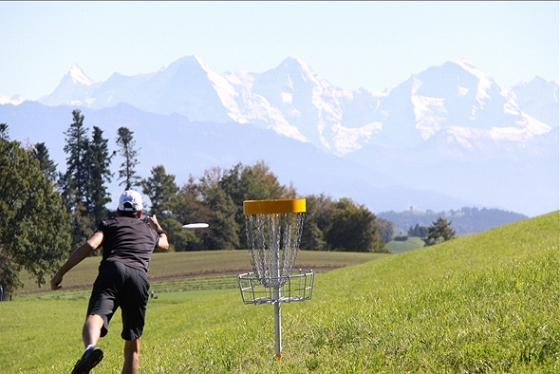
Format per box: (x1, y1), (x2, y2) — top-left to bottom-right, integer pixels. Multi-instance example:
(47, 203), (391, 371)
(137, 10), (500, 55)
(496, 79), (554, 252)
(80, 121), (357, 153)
(1, 1), (558, 100)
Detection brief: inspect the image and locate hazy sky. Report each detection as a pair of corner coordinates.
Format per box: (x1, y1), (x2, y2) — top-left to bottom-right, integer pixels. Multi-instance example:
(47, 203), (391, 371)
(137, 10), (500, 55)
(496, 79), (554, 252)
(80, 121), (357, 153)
(1, 1), (558, 100)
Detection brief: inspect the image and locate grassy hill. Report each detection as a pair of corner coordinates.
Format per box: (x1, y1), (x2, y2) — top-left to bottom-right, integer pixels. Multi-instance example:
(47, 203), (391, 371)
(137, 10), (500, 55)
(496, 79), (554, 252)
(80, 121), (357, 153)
(0, 211), (558, 373)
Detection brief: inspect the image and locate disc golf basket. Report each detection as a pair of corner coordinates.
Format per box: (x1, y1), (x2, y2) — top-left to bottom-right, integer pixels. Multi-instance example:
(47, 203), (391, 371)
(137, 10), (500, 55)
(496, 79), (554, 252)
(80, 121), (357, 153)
(237, 199), (314, 359)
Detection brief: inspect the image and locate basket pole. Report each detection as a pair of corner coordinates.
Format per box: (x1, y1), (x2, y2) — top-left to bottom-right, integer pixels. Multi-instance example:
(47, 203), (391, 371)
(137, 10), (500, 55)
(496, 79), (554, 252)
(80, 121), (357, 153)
(272, 215), (282, 358)
(274, 288), (282, 359)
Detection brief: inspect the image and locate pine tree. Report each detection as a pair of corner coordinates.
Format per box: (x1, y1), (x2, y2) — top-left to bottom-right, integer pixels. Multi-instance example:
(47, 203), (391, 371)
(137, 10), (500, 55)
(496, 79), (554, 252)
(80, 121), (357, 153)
(61, 110), (92, 247)
(141, 165), (184, 250)
(31, 142), (58, 184)
(88, 126), (114, 224)
(116, 127), (141, 190)
(0, 123), (9, 140)
(61, 110), (88, 203)
(141, 165), (179, 216)
(423, 217), (456, 246)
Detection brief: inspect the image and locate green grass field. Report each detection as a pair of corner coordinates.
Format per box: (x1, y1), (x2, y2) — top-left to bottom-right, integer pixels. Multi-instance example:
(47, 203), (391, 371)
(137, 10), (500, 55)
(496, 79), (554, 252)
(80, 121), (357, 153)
(1, 211), (558, 373)
(385, 236), (425, 254)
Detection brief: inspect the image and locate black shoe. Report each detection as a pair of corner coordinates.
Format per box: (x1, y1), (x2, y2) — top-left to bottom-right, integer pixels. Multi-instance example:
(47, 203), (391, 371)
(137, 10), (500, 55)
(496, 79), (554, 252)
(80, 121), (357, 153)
(71, 346), (104, 374)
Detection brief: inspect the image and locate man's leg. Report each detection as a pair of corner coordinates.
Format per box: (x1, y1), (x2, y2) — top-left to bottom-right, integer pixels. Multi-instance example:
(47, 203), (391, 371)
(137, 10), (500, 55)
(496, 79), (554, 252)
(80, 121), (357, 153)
(122, 338), (141, 374)
(72, 314), (105, 374)
(82, 314), (104, 347)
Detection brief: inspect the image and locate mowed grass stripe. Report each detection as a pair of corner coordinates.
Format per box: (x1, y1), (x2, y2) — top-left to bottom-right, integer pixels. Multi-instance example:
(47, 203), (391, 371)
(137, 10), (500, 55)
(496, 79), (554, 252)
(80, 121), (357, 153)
(18, 250), (387, 295)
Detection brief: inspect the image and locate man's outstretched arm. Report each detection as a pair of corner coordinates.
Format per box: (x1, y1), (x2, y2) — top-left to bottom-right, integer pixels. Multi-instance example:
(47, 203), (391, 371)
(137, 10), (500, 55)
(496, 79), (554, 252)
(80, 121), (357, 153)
(50, 231), (104, 290)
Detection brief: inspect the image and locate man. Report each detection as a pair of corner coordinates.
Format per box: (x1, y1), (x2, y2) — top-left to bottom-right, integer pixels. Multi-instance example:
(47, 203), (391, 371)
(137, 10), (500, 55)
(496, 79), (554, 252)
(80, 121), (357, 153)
(51, 190), (169, 374)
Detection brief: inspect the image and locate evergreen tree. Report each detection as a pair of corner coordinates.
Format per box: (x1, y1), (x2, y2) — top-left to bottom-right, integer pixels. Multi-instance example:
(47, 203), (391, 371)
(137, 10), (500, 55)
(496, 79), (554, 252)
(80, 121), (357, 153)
(30, 142), (58, 184)
(0, 123), (9, 140)
(61, 110), (92, 247)
(141, 165), (184, 251)
(0, 138), (71, 298)
(116, 127), (141, 190)
(423, 217), (456, 246)
(141, 165), (179, 216)
(62, 110), (88, 202)
(88, 126), (114, 225)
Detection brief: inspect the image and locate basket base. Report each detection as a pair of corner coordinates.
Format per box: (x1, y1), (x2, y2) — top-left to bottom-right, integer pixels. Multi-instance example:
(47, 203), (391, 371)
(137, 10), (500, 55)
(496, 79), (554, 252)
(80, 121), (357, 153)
(237, 270), (314, 305)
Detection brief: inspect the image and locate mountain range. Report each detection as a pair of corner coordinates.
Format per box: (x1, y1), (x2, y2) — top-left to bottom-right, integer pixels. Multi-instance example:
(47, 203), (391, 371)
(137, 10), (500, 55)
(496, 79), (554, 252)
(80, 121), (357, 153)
(1, 56), (558, 217)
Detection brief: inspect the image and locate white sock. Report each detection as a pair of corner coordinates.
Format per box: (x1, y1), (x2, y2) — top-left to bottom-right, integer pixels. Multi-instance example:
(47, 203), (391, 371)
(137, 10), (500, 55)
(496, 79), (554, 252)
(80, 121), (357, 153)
(85, 344), (95, 352)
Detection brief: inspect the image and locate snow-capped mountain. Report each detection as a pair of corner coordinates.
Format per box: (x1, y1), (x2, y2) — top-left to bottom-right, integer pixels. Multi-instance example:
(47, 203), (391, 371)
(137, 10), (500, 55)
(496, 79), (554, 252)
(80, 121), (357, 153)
(36, 56), (556, 159)
(40, 64), (96, 106)
(368, 60), (551, 150)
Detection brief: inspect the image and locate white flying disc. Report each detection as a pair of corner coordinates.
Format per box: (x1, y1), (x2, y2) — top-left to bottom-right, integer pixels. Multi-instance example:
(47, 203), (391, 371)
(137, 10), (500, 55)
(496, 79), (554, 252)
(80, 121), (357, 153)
(182, 223), (209, 229)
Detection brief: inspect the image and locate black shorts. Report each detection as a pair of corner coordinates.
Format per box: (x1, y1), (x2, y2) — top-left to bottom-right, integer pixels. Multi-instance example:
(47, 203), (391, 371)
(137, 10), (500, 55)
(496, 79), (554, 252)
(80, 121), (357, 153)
(87, 260), (150, 341)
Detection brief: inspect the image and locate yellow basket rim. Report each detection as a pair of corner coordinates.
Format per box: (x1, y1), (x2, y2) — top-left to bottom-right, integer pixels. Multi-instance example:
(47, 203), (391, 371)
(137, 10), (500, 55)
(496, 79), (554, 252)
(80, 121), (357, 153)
(243, 199), (306, 215)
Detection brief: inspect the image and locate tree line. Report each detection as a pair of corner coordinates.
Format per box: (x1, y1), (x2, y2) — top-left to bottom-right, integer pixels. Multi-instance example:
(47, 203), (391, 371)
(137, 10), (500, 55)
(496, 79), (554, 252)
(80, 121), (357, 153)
(0, 111), (390, 297)
(379, 207), (527, 235)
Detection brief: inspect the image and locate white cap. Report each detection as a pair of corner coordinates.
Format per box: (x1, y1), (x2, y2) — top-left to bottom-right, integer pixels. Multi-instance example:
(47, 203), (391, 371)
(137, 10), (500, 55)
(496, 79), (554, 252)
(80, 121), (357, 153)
(118, 190), (143, 212)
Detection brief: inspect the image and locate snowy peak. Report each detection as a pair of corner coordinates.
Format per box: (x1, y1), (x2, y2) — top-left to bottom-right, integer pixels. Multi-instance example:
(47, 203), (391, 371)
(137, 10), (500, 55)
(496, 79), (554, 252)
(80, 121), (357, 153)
(451, 59), (492, 83)
(276, 57), (317, 81)
(163, 55), (210, 75)
(39, 64), (96, 106)
(69, 64), (93, 86)
(510, 76), (559, 128)
(267, 56), (333, 90)
(250, 57), (370, 154)
(448, 59), (493, 105)
(410, 59), (496, 105)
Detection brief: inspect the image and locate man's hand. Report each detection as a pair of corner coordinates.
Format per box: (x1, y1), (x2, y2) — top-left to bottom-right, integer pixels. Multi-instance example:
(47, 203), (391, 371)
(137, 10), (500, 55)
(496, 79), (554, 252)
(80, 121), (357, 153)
(147, 215), (164, 232)
(50, 273), (63, 290)
(148, 214), (170, 250)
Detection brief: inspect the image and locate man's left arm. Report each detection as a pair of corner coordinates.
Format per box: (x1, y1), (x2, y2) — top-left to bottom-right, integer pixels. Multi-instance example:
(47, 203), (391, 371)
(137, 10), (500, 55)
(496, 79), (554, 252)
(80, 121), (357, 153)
(147, 215), (169, 251)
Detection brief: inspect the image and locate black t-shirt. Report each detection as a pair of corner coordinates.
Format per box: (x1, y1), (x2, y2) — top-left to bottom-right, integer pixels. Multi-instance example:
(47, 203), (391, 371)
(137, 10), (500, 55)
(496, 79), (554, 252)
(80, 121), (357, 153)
(95, 216), (160, 272)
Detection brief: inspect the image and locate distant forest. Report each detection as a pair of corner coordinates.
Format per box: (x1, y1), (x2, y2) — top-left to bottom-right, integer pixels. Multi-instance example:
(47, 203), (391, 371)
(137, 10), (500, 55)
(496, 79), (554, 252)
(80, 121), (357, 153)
(378, 207), (528, 235)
